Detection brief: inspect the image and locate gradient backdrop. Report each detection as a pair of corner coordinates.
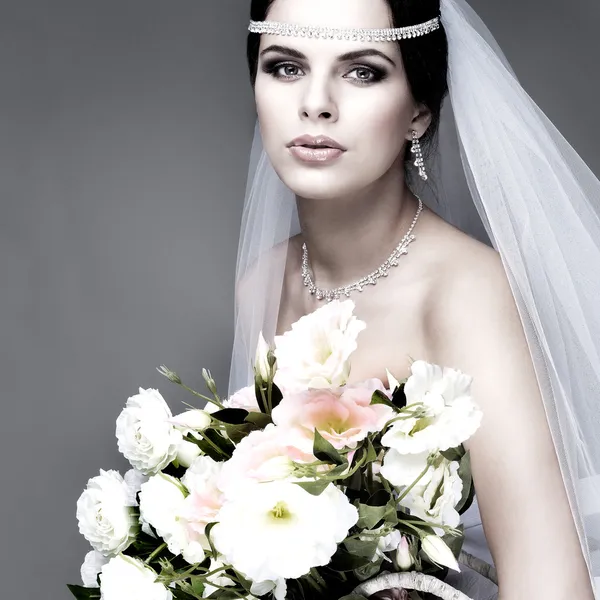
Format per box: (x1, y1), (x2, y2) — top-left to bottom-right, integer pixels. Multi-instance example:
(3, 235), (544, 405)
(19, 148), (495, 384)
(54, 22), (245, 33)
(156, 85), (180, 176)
(1, 0), (598, 597)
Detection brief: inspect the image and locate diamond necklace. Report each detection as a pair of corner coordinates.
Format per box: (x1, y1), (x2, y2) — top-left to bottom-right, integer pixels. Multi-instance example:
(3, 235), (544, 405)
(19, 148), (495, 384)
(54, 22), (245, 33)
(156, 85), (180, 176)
(301, 196), (424, 302)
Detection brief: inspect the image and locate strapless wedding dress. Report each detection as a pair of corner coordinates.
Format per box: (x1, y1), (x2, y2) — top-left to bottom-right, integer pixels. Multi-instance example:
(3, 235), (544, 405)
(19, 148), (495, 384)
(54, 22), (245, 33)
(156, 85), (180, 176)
(444, 496), (499, 600)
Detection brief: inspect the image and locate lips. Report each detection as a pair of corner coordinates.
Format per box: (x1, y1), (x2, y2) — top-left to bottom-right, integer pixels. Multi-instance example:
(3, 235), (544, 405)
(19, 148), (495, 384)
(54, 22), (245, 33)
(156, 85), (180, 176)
(287, 134), (346, 151)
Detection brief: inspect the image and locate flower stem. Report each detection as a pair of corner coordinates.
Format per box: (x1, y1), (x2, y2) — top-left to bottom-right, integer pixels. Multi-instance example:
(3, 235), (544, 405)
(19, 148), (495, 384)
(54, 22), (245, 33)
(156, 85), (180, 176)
(396, 460), (432, 504)
(145, 542), (168, 564)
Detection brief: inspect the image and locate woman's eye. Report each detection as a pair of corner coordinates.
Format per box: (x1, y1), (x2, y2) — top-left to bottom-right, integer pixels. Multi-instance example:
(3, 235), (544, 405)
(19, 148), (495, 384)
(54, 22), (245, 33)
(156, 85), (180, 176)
(266, 63), (304, 79)
(345, 66), (385, 84)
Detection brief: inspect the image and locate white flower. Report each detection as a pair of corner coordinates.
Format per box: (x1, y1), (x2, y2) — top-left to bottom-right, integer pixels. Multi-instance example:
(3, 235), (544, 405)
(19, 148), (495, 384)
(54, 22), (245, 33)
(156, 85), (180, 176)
(398, 457), (463, 535)
(211, 480), (358, 582)
(255, 331), (272, 380)
(380, 449), (432, 488)
(116, 388), (183, 475)
(273, 299), (366, 392)
(202, 557), (234, 597)
(76, 469), (138, 557)
(250, 577), (287, 600)
(80, 550), (109, 587)
(359, 527), (402, 563)
(421, 535), (460, 572)
(99, 554), (173, 599)
(138, 473), (205, 564)
(381, 361), (482, 454)
(123, 468), (148, 506)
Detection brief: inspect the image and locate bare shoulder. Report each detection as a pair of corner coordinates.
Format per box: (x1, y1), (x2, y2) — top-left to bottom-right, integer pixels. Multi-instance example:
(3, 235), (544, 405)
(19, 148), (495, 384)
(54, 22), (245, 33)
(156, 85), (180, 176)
(419, 211), (523, 360)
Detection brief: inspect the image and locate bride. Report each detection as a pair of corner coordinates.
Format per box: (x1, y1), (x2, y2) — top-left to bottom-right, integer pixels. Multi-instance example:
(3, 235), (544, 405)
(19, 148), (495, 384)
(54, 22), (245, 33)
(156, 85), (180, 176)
(227, 0), (600, 598)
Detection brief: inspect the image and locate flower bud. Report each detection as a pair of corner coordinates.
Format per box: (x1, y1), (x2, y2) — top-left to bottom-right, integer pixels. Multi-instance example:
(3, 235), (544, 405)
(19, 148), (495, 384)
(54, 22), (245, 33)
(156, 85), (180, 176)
(170, 409), (211, 434)
(156, 365), (181, 384)
(395, 535), (414, 570)
(254, 331), (272, 381)
(421, 535), (460, 572)
(202, 368), (219, 396)
(176, 439), (202, 468)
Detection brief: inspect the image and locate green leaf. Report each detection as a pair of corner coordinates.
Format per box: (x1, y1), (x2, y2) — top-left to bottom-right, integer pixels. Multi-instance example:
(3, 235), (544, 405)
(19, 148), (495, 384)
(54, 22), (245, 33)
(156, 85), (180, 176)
(329, 547), (374, 572)
(353, 557), (382, 582)
(270, 382), (283, 411)
(294, 479), (331, 496)
(338, 595), (368, 600)
(223, 422), (252, 444)
(244, 411), (273, 429)
(391, 383), (407, 409)
(357, 503), (389, 529)
(371, 389), (400, 412)
(313, 429), (345, 465)
(455, 450), (475, 514)
(209, 408), (249, 425)
(204, 521), (219, 556)
(66, 585), (101, 600)
(171, 589), (200, 600)
(344, 535), (379, 558)
(440, 445), (466, 463)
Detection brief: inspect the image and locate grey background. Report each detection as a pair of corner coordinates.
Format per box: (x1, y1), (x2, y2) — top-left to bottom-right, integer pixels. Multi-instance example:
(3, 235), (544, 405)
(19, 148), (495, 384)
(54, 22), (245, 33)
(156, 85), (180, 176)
(1, 0), (598, 597)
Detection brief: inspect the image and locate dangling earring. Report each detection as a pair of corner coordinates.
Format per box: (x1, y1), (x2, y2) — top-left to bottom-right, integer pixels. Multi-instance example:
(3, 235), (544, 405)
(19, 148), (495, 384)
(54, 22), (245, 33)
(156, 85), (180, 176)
(410, 130), (428, 181)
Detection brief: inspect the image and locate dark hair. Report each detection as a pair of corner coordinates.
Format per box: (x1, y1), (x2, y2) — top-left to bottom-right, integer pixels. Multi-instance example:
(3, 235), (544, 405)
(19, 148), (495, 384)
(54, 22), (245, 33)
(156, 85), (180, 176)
(246, 0), (449, 175)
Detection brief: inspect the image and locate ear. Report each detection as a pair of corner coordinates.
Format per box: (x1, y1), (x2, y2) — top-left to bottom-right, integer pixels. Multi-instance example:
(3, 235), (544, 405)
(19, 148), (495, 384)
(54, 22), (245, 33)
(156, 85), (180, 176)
(405, 103), (433, 140)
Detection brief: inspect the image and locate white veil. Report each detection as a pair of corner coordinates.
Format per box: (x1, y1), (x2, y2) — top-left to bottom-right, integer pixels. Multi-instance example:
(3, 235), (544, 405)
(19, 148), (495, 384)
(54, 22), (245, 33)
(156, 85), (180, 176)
(228, 0), (600, 592)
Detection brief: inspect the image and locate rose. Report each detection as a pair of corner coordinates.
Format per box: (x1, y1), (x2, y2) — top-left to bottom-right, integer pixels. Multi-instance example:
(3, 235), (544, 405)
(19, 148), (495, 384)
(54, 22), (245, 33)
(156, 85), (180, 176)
(272, 378), (394, 450)
(116, 388), (182, 475)
(99, 554), (173, 599)
(80, 550), (109, 588)
(76, 469), (138, 556)
(381, 361), (482, 454)
(218, 424), (317, 499)
(273, 299), (366, 392)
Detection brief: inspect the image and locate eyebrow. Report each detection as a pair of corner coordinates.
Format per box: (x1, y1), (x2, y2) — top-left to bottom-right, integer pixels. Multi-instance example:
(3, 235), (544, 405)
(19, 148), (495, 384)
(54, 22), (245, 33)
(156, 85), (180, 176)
(259, 44), (397, 68)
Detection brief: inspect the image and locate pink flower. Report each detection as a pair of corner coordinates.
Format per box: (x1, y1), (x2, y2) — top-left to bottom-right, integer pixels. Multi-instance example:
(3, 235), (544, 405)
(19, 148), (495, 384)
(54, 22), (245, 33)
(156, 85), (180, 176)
(218, 424), (315, 499)
(179, 456), (225, 550)
(272, 379), (395, 451)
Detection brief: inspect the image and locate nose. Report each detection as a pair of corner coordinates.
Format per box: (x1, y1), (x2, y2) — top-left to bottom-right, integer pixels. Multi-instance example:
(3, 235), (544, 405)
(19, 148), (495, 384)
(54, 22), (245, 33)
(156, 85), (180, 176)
(298, 75), (339, 123)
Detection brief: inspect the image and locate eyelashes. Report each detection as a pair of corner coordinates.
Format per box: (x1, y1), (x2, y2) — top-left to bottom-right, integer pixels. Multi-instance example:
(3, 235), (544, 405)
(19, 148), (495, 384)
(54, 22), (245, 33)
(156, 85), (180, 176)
(260, 60), (388, 86)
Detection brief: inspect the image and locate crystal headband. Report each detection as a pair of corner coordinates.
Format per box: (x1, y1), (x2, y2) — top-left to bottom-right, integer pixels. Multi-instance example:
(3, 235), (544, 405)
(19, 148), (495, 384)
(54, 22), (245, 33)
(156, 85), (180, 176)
(248, 16), (441, 43)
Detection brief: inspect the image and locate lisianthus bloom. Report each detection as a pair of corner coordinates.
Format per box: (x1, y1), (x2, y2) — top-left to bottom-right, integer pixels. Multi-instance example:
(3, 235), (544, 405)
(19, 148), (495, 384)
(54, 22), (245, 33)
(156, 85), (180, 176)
(383, 451), (463, 534)
(138, 473), (205, 564)
(272, 378), (394, 451)
(211, 480), (358, 583)
(273, 299), (366, 392)
(116, 388), (183, 475)
(76, 469), (139, 557)
(381, 361), (482, 454)
(218, 424), (316, 499)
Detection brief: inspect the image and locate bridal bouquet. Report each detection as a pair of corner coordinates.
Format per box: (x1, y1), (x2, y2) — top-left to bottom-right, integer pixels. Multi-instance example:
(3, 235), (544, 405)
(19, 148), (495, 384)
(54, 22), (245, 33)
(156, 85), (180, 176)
(68, 299), (482, 600)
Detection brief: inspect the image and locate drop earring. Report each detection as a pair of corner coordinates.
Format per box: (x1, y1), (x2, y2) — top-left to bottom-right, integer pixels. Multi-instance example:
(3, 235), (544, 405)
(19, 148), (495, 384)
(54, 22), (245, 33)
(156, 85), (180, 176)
(410, 130), (428, 181)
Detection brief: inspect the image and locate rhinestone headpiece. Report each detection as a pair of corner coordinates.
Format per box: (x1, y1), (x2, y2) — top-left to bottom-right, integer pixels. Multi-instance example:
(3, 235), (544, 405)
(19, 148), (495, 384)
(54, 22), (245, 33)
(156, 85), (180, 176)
(248, 16), (441, 43)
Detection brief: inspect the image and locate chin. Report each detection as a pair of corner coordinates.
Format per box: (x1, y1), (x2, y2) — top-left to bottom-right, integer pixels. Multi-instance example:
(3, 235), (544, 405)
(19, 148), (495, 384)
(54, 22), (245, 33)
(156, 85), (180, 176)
(279, 169), (364, 200)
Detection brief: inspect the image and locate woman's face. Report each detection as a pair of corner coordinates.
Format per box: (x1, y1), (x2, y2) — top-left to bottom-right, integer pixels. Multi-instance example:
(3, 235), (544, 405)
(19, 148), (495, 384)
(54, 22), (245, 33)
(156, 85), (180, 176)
(254, 0), (426, 200)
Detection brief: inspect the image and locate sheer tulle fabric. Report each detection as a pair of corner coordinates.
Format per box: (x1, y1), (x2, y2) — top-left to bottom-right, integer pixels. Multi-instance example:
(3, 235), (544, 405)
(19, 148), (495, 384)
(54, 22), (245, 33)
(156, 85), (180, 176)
(228, 0), (600, 595)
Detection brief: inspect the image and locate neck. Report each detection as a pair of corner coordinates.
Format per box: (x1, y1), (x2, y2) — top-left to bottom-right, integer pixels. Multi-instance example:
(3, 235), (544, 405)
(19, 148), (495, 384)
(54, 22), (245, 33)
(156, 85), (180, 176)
(296, 162), (420, 290)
